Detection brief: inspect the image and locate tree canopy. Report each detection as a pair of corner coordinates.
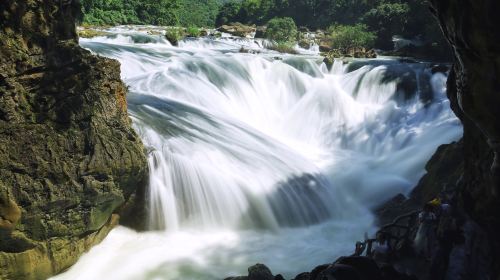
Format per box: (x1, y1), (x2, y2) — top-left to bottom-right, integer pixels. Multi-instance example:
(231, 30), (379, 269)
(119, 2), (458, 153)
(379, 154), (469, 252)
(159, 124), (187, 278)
(79, 0), (448, 52)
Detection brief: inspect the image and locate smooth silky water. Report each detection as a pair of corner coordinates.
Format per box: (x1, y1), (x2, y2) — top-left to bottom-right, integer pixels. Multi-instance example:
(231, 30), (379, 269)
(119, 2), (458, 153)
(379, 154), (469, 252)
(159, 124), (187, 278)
(52, 26), (462, 280)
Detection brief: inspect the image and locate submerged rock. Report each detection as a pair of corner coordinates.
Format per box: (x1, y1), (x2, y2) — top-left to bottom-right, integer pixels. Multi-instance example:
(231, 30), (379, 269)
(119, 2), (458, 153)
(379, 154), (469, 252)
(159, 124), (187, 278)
(0, 0), (148, 279)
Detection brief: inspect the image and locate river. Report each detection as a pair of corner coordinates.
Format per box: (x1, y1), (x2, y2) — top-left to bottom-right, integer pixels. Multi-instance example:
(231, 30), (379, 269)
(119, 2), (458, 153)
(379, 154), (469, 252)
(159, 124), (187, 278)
(52, 26), (462, 280)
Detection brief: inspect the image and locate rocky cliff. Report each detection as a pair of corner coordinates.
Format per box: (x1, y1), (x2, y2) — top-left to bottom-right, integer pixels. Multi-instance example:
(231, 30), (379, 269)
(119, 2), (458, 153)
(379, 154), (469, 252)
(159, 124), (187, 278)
(0, 1), (148, 279)
(423, 0), (500, 278)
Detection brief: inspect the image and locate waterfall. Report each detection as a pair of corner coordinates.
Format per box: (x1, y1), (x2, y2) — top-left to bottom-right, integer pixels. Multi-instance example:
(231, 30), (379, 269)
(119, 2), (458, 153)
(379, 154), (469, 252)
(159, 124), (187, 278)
(52, 26), (462, 280)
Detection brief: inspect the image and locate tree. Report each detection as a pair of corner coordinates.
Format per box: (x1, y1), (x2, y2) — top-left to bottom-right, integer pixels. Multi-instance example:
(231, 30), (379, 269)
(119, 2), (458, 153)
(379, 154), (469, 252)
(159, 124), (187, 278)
(326, 24), (376, 51)
(216, 1), (242, 26)
(136, 0), (180, 26)
(363, 3), (410, 50)
(265, 17), (297, 43)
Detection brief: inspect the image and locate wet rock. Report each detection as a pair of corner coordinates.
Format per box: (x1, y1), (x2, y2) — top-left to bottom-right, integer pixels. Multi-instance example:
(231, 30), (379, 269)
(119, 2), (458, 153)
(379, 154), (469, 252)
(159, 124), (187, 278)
(418, 0), (500, 278)
(298, 39), (311, 50)
(335, 256), (383, 280)
(218, 23), (256, 38)
(248, 263), (274, 280)
(309, 264), (330, 280)
(431, 64), (450, 74)
(319, 264), (362, 280)
(274, 274), (286, 280)
(77, 27), (109, 38)
(0, 0), (148, 279)
(255, 26), (267, 38)
(293, 272), (310, 280)
(319, 41), (333, 52)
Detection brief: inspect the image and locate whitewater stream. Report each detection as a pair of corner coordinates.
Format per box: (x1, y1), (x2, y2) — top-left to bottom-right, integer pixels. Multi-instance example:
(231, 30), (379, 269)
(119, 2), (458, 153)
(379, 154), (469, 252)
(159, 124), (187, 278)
(53, 26), (462, 280)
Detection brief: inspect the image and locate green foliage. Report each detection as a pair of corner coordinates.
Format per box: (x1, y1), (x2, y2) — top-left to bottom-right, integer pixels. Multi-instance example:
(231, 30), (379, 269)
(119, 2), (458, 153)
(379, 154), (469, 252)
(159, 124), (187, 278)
(79, 0), (221, 27)
(178, 0), (221, 27)
(326, 24), (376, 51)
(136, 0), (180, 26)
(79, 0), (448, 55)
(267, 42), (298, 54)
(363, 3), (410, 49)
(216, 1), (242, 26)
(265, 17), (297, 43)
(165, 27), (185, 45)
(186, 26), (201, 37)
(214, 0), (447, 52)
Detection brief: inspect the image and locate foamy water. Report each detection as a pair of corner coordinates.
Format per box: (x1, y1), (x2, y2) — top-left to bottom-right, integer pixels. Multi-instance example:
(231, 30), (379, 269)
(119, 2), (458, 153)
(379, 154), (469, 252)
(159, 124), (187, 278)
(52, 27), (461, 280)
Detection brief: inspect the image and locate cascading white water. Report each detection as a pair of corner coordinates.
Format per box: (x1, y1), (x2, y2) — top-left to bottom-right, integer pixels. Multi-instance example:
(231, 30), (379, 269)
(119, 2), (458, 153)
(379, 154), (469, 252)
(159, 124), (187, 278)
(52, 26), (462, 280)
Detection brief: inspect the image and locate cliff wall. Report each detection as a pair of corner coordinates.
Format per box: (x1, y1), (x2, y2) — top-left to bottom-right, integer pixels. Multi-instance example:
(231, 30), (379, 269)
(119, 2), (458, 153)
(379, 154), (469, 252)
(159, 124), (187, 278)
(0, 1), (148, 279)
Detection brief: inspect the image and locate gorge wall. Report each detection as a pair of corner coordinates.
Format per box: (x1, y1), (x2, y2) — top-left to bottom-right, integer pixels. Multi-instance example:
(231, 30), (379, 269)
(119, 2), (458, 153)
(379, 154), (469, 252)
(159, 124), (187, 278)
(425, 0), (500, 278)
(0, 1), (148, 279)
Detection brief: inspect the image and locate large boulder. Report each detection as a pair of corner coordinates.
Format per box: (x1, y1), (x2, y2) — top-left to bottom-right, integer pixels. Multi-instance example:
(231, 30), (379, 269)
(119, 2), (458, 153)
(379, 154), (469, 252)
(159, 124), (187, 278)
(248, 263), (274, 280)
(0, 1), (148, 279)
(218, 23), (257, 38)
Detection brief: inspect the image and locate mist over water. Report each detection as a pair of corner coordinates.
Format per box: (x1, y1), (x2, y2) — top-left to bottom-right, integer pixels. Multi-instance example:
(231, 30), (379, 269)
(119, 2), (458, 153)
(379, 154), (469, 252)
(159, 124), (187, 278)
(53, 27), (462, 280)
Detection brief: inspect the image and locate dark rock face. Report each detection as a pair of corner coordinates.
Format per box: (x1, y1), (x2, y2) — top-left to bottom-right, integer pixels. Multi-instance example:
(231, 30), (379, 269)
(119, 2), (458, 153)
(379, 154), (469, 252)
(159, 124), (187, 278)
(0, 1), (148, 279)
(229, 258), (414, 280)
(424, 0), (500, 278)
(248, 263), (275, 280)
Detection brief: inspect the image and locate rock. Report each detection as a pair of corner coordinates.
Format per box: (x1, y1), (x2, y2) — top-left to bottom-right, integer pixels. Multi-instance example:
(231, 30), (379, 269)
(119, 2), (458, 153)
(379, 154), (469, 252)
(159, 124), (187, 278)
(375, 194), (419, 226)
(322, 48), (376, 67)
(293, 272), (310, 280)
(274, 274), (286, 280)
(298, 39), (311, 49)
(165, 27), (186, 46)
(431, 64), (449, 74)
(381, 43), (453, 62)
(335, 256), (382, 280)
(248, 263), (274, 280)
(218, 23), (256, 38)
(0, 190), (21, 231)
(0, 1), (148, 279)
(200, 29), (209, 37)
(309, 264), (330, 280)
(319, 264), (362, 280)
(379, 264), (416, 280)
(255, 26), (267, 38)
(427, 0), (500, 278)
(410, 142), (464, 204)
(319, 41), (333, 52)
(77, 28), (109, 38)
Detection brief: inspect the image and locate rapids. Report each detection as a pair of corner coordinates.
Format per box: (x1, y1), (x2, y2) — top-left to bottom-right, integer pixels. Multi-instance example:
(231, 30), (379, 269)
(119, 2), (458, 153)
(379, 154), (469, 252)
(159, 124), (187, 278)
(52, 26), (462, 280)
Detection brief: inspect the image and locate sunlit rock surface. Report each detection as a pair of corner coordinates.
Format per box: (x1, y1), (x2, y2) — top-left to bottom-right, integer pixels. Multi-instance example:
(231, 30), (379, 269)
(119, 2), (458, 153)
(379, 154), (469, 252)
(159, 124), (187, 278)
(0, 1), (148, 279)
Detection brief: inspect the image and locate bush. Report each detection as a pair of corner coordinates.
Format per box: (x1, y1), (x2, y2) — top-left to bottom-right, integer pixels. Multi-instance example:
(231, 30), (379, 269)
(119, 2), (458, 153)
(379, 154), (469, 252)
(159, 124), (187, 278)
(326, 24), (376, 51)
(165, 27), (185, 46)
(186, 26), (201, 37)
(267, 42), (298, 54)
(265, 17), (297, 43)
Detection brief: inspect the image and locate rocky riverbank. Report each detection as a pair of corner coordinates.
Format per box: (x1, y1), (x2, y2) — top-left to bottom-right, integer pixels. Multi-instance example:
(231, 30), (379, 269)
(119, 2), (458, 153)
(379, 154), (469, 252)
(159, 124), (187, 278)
(226, 258), (417, 280)
(0, 1), (148, 279)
